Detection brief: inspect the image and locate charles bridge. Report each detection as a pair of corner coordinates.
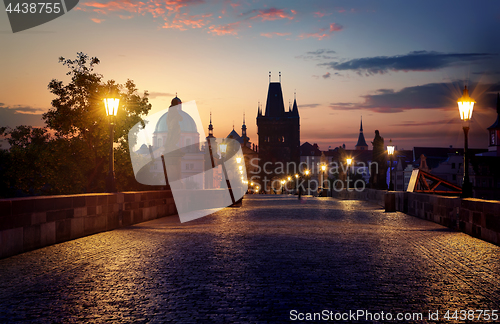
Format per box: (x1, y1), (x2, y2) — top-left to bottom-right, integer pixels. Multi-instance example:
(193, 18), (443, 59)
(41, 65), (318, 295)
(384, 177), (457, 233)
(0, 191), (500, 323)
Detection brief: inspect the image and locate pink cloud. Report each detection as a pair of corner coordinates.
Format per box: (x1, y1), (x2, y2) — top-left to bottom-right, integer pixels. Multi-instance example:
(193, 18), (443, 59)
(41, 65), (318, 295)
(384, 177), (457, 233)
(313, 11), (331, 18)
(299, 23), (343, 40)
(79, 0), (145, 13)
(243, 7), (296, 21)
(260, 32), (291, 38)
(91, 18), (105, 23)
(329, 23), (342, 32)
(79, 0), (211, 31)
(208, 21), (240, 35)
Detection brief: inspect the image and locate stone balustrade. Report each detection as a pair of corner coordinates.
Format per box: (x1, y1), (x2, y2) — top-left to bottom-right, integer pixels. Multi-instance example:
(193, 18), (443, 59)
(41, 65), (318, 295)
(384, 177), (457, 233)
(333, 189), (500, 246)
(0, 191), (178, 259)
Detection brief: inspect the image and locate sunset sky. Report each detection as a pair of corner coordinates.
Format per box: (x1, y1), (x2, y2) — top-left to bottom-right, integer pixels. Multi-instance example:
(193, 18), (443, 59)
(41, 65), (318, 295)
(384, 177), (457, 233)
(1, 0), (500, 151)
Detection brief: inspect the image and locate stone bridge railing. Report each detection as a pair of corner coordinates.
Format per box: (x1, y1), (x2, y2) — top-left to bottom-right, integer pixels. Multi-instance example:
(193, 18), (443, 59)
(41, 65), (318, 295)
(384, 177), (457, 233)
(332, 189), (500, 246)
(0, 191), (178, 259)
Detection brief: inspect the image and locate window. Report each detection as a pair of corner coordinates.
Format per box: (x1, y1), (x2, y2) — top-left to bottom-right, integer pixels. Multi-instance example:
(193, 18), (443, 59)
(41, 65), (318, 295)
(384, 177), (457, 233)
(451, 163), (455, 169)
(452, 174), (456, 181)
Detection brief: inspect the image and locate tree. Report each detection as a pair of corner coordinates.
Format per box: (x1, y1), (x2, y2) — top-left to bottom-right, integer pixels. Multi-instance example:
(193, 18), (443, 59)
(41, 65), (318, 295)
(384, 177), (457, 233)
(43, 52), (152, 193)
(0, 53), (152, 197)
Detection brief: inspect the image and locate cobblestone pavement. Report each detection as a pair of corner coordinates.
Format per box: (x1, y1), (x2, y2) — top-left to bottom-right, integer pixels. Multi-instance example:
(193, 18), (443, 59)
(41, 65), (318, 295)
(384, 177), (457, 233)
(1, 195), (500, 323)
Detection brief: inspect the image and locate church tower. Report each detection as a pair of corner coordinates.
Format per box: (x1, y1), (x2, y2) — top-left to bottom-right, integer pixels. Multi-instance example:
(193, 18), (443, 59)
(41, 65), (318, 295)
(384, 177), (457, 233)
(257, 72), (300, 190)
(241, 113), (248, 147)
(355, 117), (368, 150)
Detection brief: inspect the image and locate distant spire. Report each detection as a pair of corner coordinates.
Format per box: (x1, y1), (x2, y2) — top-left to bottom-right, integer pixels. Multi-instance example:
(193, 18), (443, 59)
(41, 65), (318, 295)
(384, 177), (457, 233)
(355, 116), (368, 150)
(243, 111), (246, 125)
(279, 71), (281, 83)
(233, 120), (234, 130)
(269, 71), (271, 83)
(294, 90), (296, 100)
(208, 111), (214, 137)
(291, 91), (299, 117)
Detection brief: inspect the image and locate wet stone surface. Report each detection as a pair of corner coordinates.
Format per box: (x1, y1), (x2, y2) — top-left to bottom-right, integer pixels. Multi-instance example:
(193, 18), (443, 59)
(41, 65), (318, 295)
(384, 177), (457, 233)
(1, 195), (500, 323)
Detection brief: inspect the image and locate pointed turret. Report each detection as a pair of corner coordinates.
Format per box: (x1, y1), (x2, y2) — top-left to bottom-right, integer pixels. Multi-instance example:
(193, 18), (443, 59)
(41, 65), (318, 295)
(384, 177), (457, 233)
(355, 117), (368, 150)
(242, 112), (248, 146)
(291, 99), (299, 117)
(264, 82), (286, 117)
(207, 112), (215, 139)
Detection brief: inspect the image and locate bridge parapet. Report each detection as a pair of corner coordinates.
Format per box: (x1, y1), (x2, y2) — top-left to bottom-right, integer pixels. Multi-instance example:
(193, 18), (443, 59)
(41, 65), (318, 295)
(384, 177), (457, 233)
(333, 189), (500, 246)
(0, 191), (178, 259)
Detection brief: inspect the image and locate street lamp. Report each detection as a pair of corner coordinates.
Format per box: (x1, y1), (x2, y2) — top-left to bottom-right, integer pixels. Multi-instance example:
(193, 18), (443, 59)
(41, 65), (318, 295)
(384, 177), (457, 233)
(295, 173), (299, 194)
(104, 96), (120, 192)
(346, 158), (352, 190)
(458, 85), (475, 198)
(321, 164), (326, 196)
(304, 169), (310, 195)
(281, 180), (286, 194)
(387, 139), (395, 191)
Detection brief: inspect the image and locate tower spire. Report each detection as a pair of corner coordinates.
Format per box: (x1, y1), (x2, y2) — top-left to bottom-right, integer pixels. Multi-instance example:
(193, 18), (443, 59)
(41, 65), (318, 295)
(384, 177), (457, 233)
(355, 116), (368, 150)
(269, 71), (271, 83)
(207, 111), (214, 137)
(279, 71), (281, 83)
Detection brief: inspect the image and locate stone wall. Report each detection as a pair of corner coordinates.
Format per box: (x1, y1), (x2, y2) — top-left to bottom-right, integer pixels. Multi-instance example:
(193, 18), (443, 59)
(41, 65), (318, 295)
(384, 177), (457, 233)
(332, 189), (500, 246)
(0, 191), (178, 259)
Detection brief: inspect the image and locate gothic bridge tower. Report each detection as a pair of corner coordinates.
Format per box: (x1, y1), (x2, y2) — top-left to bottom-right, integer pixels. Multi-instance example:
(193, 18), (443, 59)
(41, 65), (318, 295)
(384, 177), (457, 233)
(256, 72), (300, 191)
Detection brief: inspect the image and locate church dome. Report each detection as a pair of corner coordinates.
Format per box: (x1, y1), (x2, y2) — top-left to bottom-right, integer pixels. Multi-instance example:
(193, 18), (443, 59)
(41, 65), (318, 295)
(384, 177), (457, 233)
(171, 96), (182, 106)
(154, 108), (198, 134)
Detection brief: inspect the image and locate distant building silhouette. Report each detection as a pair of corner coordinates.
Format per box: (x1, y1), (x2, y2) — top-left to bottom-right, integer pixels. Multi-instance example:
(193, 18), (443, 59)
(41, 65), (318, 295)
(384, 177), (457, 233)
(355, 117), (368, 150)
(257, 74), (300, 191)
(487, 93), (500, 156)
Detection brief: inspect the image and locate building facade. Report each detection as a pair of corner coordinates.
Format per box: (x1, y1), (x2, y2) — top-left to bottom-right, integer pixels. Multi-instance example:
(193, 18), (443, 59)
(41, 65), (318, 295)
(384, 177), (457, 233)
(256, 79), (300, 191)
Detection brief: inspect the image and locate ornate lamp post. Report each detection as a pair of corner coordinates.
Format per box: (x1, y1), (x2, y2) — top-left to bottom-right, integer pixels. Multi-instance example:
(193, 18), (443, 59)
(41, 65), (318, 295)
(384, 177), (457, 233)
(458, 85), (475, 198)
(321, 164), (326, 196)
(295, 173), (299, 194)
(387, 140), (395, 191)
(346, 158), (352, 189)
(104, 96), (120, 192)
(305, 169), (310, 195)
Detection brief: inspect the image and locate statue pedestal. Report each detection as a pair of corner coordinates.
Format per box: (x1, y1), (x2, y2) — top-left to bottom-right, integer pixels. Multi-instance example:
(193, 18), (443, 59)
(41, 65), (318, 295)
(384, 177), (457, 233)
(162, 149), (185, 189)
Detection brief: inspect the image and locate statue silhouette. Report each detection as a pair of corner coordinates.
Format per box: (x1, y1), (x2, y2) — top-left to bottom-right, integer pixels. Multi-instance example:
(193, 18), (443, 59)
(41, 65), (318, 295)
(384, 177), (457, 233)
(370, 130), (388, 189)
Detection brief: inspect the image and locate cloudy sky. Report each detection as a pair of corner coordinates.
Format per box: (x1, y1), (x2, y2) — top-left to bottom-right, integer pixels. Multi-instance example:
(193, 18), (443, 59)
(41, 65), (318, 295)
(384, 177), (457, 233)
(1, 0), (500, 150)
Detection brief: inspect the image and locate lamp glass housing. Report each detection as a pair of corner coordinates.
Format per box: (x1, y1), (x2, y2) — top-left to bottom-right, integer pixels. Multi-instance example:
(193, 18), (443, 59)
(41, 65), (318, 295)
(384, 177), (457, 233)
(457, 86), (475, 121)
(387, 145), (395, 155)
(104, 98), (120, 116)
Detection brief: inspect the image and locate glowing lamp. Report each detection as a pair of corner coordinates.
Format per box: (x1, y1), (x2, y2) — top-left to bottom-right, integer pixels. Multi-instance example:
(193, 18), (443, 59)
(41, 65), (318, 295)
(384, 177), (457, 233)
(219, 143), (227, 154)
(236, 157), (242, 164)
(104, 98), (120, 116)
(346, 158), (352, 166)
(387, 140), (395, 156)
(457, 85), (475, 121)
